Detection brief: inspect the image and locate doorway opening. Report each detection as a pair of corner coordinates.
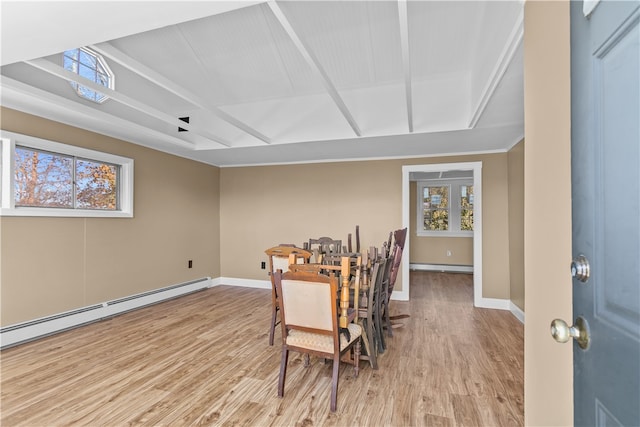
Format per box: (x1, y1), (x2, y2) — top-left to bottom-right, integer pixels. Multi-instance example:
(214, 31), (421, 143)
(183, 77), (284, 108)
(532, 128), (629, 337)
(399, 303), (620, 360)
(401, 162), (485, 307)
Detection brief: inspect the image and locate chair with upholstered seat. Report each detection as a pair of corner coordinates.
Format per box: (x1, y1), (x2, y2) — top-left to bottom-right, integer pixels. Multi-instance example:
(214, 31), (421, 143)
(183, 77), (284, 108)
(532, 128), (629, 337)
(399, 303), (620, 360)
(265, 245), (312, 346)
(273, 269), (362, 412)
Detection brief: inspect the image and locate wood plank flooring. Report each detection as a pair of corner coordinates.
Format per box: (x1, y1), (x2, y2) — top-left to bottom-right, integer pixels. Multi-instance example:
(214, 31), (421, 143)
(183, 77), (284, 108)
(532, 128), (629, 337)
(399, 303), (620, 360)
(0, 271), (523, 426)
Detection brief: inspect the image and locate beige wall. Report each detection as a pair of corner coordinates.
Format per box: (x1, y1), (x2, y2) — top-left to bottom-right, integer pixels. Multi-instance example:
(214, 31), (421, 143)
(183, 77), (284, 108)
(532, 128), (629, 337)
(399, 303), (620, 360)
(523, 1), (573, 425)
(508, 140), (525, 311)
(470, 153), (511, 300)
(0, 108), (221, 326)
(220, 152), (512, 300)
(409, 182), (473, 266)
(219, 161), (401, 285)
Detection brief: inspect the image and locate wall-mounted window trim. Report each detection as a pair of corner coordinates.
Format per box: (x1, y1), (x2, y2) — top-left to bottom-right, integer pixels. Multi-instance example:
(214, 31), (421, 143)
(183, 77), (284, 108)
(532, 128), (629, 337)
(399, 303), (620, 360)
(1, 131), (133, 218)
(416, 178), (473, 237)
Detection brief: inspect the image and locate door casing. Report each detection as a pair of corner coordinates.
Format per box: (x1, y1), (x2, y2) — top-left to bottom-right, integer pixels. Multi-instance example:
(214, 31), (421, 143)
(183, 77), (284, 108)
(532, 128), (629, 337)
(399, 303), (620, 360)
(401, 162), (488, 306)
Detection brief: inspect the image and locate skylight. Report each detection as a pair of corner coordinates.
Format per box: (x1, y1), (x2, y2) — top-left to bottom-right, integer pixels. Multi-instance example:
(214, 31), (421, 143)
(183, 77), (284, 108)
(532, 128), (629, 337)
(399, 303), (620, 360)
(63, 47), (114, 103)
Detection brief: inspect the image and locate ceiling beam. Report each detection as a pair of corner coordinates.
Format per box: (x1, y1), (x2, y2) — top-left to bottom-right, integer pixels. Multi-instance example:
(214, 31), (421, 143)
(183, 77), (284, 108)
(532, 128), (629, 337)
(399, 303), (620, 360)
(92, 42), (272, 145)
(398, 0), (414, 133)
(24, 58), (232, 148)
(0, 75), (212, 150)
(468, 9), (524, 128)
(267, 1), (362, 137)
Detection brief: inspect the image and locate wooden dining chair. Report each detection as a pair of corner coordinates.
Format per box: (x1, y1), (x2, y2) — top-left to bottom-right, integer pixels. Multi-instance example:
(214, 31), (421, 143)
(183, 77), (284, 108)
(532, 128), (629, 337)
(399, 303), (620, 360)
(273, 269), (362, 412)
(264, 245), (312, 346)
(287, 253), (375, 368)
(307, 237), (343, 262)
(287, 254), (359, 329)
(376, 253), (394, 352)
(387, 237), (405, 305)
(393, 227), (407, 251)
(385, 227), (408, 335)
(347, 225), (360, 253)
(356, 253), (385, 370)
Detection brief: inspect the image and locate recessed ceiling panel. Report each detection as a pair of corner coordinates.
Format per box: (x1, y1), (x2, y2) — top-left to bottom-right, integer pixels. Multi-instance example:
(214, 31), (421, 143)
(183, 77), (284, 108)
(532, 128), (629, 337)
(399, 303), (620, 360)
(175, 4), (303, 105)
(220, 91), (356, 144)
(409, 1), (483, 78)
(109, 24), (224, 103)
(412, 71), (470, 132)
(278, 1), (403, 89)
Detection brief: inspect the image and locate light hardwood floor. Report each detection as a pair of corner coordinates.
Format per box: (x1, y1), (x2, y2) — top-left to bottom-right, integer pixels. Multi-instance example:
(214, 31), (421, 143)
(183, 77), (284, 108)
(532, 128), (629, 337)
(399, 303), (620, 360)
(1, 271), (523, 426)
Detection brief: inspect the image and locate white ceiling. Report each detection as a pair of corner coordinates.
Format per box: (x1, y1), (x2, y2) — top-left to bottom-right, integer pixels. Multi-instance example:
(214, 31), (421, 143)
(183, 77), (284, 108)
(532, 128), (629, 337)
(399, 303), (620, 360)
(1, 0), (524, 167)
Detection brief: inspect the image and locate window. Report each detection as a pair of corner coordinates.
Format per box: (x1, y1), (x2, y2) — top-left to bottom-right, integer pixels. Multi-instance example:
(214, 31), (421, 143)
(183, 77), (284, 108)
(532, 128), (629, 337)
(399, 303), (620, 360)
(1, 131), (133, 217)
(421, 184), (450, 231)
(63, 47), (114, 103)
(460, 184), (474, 231)
(417, 179), (473, 236)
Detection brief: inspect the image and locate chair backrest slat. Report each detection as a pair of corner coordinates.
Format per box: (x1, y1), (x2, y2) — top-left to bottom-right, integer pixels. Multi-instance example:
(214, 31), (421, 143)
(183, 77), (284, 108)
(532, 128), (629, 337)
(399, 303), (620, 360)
(308, 237), (342, 258)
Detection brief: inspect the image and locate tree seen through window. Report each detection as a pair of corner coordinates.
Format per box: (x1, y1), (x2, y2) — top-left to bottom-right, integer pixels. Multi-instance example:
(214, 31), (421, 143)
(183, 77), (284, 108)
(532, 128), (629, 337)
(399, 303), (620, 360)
(418, 180), (474, 234)
(15, 146), (119, 210)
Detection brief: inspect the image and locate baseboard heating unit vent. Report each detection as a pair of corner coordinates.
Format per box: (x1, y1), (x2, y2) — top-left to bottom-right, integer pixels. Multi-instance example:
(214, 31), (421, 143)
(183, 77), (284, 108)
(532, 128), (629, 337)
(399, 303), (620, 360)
(410, 263), (473, 273)
(0, 277), (212, 349)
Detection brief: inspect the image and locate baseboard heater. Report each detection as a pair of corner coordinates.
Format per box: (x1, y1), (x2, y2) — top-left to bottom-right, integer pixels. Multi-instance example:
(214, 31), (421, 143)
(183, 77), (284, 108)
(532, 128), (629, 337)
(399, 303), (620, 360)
(410, 263), (474, 273)
(0, 277), (212, 350)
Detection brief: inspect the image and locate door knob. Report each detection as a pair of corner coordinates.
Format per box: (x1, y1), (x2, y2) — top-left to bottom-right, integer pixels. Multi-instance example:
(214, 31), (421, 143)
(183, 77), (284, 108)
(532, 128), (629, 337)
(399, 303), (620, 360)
(571, 255), (590, 282)
(550, 316), (590, 349)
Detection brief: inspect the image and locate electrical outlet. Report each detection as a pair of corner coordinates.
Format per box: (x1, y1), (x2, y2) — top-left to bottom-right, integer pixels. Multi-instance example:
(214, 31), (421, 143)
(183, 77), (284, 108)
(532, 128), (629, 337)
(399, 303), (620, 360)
(188, 260), (193, 268)
(446, 250), (452, 257)
(261, 261), (266, 269)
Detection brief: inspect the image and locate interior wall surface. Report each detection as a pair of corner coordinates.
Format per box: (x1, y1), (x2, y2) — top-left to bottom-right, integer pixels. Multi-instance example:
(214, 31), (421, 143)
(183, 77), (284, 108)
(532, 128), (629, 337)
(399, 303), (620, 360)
(220, 152), (512, 300)
(219, 160), (402, 288)
(523, 1), (573, 425)
(0, 108), (221, 326)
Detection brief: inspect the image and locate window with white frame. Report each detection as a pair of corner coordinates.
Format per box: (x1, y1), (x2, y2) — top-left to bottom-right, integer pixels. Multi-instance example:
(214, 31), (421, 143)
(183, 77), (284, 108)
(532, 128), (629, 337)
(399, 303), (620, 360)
(417, 179), (473, 236)
(1, 131), (133, 218)
(63, 47), (114, 103)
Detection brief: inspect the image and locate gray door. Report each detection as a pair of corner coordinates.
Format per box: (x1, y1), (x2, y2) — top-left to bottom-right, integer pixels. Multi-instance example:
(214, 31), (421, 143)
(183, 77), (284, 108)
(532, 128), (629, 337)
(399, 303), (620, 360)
(570, 1), (640, 425)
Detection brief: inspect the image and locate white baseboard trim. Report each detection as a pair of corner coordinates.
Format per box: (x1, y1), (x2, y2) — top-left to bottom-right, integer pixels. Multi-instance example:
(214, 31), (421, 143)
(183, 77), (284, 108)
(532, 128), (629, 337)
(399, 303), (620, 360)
(391, 289), (409, 301)
(0, 277), (212, 349)
(510, 301), (525, 324)
(410, 263), (474, 273)
(474, 297), (525, 323)
(474, 297), (511, 310)
(217, 277), (271, 290)
(209, 277), (224, 287)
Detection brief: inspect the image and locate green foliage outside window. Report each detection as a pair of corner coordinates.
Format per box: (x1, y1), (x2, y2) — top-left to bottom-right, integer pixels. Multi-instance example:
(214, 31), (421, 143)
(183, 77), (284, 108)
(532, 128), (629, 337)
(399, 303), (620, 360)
(423, 185), (449, 231)
(460, 185), (474, 231)
(419, 181), (474, 234)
